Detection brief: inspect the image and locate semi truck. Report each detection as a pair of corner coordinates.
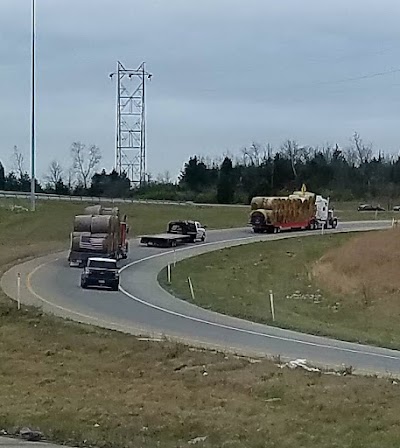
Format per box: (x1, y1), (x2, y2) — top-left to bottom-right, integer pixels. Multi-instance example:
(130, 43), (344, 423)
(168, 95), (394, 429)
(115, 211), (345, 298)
(140, 220), (206, 247)
(249, 185), (338, 233)
(68, 205), (129, 267)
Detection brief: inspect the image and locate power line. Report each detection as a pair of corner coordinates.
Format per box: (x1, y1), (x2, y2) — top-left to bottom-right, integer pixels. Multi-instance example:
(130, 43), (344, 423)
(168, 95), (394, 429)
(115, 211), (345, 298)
(314, 67), (400, 87)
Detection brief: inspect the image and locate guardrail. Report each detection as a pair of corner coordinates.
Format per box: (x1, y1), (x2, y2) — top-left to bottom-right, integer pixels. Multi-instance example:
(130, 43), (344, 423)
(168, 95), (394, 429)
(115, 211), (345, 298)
(0, 190), (248, 208)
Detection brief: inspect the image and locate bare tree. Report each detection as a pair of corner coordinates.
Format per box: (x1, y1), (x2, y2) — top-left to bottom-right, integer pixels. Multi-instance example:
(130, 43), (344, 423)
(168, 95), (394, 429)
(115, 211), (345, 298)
(67, 167), (75, 191)
(45, 160), (63, 189)
(12, 145), (25, 178)
(71, 142), (101, 189)
(156, 170), (172, 184)
(281, 139), (299, 178)
(241, 142), (270, 166)
(352, 132), (372, 165)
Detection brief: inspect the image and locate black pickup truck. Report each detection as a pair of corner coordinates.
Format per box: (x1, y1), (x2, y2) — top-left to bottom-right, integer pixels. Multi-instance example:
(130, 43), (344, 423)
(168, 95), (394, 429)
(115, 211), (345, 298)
(80, 257), (120, 291)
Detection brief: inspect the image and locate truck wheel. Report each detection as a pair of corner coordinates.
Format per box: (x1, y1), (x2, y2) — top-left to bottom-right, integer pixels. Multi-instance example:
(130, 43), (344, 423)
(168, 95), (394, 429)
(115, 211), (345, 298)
(170, 240), (177, 247)
(332, 219), (338, 229)
(81, 280), (88, 289)
(201, 235), (205, 242)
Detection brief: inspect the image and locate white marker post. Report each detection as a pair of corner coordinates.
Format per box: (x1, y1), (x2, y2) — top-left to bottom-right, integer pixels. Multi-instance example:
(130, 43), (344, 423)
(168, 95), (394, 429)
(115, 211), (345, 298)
(167, 263), (171, 284)
(269, 289), (275, 322)
(188, 277), (195, 301)
(17, 273), (21, 310)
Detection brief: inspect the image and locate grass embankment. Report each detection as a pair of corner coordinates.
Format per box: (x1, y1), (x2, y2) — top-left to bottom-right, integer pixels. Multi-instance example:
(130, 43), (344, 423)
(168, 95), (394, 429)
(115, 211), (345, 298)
(162, 230), (400, 349)
(3, 200), (400, 447)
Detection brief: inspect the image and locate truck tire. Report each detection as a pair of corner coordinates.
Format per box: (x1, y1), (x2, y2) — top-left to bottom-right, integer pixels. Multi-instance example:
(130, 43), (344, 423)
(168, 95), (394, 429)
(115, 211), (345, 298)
(170, 240), (177, 248)
(201, 235), (206, 242)
(331, 218), (338, 229)
(81, 280), (88, 289)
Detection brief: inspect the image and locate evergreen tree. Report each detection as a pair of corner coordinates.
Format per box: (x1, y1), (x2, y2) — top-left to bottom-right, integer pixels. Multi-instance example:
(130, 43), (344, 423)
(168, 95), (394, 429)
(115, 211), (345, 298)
(217, 157), (235, 203)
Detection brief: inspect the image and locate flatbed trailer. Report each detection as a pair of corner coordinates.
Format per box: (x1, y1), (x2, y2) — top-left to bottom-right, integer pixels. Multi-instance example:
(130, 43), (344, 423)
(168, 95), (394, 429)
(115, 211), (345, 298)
(140, 233), (193, 248)
(140, 220), (207, 248)
(68, 245), (128, 267)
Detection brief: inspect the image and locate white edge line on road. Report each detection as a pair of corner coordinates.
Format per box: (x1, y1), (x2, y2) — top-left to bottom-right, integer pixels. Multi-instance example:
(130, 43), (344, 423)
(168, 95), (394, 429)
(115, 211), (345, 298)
(118, 226), (400, 363)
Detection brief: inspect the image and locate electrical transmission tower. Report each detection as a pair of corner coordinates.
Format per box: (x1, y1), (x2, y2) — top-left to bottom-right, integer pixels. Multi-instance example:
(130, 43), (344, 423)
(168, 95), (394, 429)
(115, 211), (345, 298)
(109, 61), (152, 186)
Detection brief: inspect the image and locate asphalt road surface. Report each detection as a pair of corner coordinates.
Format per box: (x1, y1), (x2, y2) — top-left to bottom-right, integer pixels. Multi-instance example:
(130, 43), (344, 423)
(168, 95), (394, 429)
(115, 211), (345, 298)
(3, 220), (400, 376)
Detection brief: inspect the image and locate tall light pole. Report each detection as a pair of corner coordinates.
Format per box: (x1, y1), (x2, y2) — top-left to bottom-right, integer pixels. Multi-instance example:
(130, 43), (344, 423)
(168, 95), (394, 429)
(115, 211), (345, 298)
(30, 0), (36, 211)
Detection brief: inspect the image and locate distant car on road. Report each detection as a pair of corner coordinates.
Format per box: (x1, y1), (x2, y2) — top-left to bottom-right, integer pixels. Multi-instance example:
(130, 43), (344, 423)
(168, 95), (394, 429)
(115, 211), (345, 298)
(357, 204), (385, 212)
(80, 257), (119, 291)
(393, 206), (400, 212)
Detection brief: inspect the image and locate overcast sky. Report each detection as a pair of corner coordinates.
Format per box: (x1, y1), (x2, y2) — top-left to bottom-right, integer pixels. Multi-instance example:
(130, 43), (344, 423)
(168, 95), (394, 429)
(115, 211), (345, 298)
(1, 0), (400, 181)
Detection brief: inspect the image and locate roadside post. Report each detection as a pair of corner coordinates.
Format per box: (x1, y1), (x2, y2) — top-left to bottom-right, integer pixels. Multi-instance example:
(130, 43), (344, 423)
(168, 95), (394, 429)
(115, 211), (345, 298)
(17, 273), (21, 310)
(269, 289), (275, 322)
(167, 263), (171, 284)
(173, 248), (177, 267)
(188, 277), (195, 301)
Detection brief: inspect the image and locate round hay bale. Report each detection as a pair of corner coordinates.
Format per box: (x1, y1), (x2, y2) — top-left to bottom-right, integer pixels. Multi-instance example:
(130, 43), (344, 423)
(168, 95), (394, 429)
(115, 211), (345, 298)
(101, 207), (120, 217)
(91, 215), (113, 234)
(71, 236), (82, 251)
(73, 215), (92, 232)
(250, 197), (264, 210)
(84, 205), (102, 216)
(111, 215), (120, 233)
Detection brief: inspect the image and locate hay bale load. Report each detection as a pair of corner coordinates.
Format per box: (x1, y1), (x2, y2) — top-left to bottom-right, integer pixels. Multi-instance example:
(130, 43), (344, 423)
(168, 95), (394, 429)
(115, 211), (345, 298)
(249, 186), (318, 233)
(67, 204), (129, 267)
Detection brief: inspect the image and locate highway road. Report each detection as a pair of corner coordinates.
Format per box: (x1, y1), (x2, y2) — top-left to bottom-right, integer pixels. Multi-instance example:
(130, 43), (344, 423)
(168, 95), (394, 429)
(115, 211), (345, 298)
(3, 220), (400, 376)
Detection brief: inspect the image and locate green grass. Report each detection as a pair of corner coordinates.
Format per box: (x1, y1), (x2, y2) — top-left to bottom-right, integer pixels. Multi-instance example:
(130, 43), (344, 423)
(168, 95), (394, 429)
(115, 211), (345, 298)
(331, 200), (396, 222)
(3, 199), (400, 447)
(161, 231), (400, 349)
(0, 198), (247, 245)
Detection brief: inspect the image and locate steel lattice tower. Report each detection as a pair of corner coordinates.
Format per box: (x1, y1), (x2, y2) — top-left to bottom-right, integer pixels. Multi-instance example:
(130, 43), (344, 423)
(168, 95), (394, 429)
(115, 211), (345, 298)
(110, 61), (152, 186)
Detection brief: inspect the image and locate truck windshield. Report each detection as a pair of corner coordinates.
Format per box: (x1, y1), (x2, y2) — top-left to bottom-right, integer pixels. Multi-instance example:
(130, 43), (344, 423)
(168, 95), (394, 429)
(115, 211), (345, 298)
(88, 260), (117, 269)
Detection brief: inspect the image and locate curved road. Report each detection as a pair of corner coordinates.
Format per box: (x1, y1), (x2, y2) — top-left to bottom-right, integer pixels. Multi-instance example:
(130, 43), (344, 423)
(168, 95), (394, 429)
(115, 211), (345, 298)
(3, 220), (400, 376)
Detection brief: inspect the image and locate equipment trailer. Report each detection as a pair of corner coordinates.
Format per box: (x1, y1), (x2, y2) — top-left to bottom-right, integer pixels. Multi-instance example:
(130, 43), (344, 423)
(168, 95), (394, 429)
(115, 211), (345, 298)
(140, 220), (206, 248)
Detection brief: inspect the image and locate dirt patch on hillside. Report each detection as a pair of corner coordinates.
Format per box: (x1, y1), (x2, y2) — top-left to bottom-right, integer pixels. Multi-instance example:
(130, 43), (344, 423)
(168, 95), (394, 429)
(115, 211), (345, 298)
(313, 228), (400, 302)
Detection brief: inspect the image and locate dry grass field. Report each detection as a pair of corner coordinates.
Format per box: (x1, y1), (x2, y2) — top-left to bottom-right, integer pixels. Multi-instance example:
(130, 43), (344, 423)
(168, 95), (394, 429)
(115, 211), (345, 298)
(313, 227), (400, 301)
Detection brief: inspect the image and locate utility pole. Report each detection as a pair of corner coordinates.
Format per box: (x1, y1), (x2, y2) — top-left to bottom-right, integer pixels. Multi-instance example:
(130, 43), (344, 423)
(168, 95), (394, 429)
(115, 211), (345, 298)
(30, 0), (36, 211)
(109, 61), (152, 187)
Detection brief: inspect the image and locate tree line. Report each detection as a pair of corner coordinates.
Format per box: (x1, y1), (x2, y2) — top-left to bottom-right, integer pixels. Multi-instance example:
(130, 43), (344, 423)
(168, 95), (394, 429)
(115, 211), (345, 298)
(2, 133), (400, 204)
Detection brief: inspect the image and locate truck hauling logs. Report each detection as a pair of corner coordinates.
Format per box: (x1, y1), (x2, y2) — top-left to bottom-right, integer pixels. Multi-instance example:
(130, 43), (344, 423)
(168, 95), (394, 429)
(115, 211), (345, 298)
(249, 185), (338, 233)
(68, 204), (129, 267)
